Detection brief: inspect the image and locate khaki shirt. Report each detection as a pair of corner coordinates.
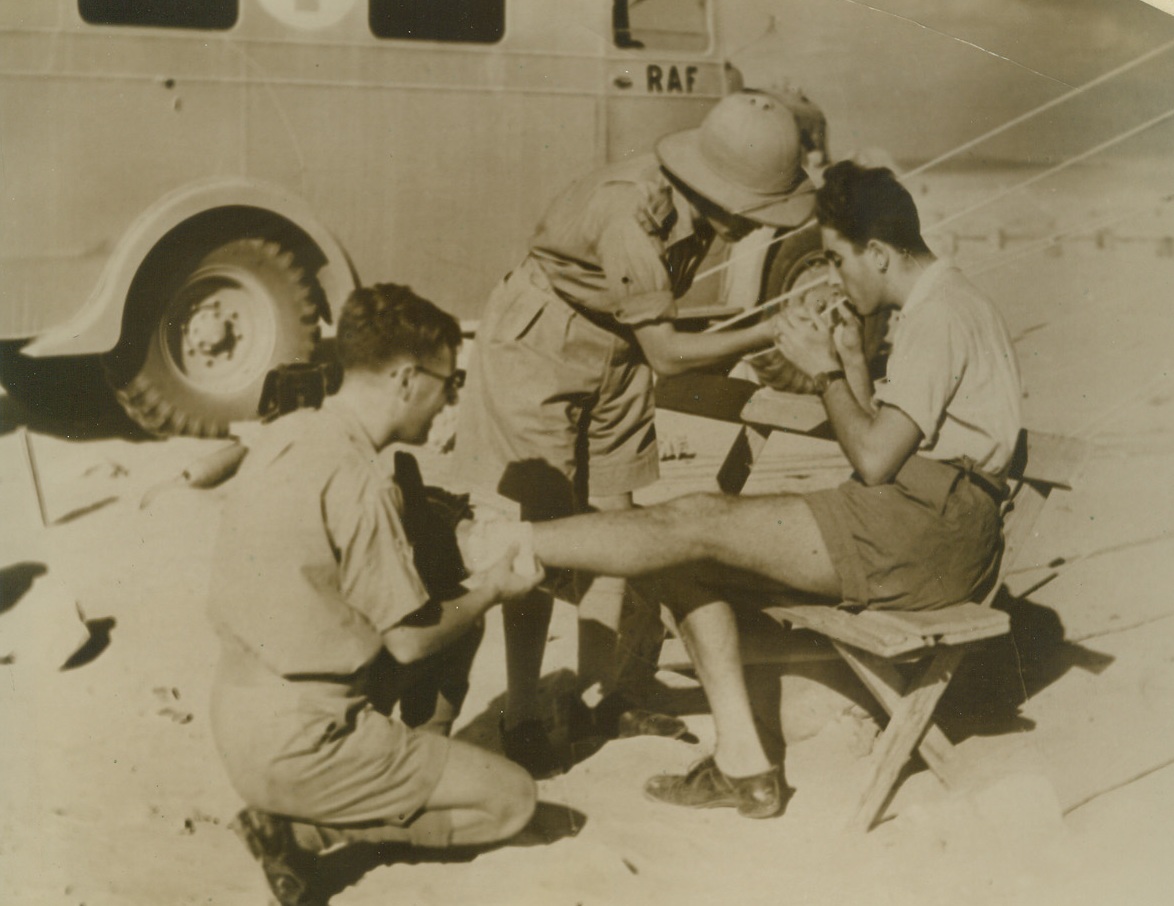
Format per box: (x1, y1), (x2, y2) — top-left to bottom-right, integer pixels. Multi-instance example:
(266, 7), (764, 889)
(528, 153), (714, 326)
(207, 398), (429, 678)
(874, 261), (1023, 476)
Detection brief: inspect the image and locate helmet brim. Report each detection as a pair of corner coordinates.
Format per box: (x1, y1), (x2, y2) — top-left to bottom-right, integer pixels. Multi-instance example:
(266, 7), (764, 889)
(656, 128), (816, 228)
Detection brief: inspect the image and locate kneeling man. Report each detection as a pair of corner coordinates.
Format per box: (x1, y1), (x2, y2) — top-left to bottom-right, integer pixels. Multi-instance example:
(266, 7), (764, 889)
(208, 284), (543, 905)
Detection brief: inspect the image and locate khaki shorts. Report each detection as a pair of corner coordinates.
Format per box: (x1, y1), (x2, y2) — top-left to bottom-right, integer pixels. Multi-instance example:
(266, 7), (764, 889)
(454, 259), (660, 510)
(805, 455), (1003, 611)
(210, 648), (449, 832)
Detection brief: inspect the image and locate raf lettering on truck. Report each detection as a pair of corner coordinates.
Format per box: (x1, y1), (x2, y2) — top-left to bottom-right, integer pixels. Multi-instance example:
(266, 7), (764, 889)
(646, 65), (698, 93)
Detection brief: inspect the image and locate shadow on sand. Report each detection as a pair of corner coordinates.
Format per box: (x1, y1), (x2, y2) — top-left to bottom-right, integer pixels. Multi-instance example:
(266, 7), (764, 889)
(309, 800), (588, 900)
(455, 667), (706, 775)
(0, 561), (117, 670)
(0, 344), (150, 441)
(937, 588), (1115, 739)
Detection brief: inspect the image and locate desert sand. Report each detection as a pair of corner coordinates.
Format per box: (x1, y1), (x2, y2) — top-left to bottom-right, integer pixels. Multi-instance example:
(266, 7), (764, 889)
(3, 168), (1174, 905)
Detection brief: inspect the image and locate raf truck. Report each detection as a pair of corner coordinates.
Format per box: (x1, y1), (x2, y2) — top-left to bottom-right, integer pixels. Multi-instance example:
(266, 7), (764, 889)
(1, 1), (831, 435)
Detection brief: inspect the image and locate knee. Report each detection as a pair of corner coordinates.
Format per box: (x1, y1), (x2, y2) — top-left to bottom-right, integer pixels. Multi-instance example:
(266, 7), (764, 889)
(661, 491), (709, 517)
(659, 493), (731, 554)
(489, 760), (537, 840)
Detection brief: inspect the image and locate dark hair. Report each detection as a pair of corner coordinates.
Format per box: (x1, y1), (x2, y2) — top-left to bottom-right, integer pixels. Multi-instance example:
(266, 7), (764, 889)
(336, 283), (461, 372)
(815, 160), (930, 256)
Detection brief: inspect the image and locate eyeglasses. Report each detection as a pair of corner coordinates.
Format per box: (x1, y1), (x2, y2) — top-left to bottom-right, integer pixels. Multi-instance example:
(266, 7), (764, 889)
(414, 364), (466, 396)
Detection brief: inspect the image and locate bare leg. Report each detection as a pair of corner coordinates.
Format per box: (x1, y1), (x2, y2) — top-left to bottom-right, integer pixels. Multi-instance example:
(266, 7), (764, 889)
(576, 576), (625, 694)
(676, 596), (771, 777)
(420, 740), (537, 846)
(542, 492), (842, 782)
(304, 741), (537, 850)
(533, 492), (840, 598)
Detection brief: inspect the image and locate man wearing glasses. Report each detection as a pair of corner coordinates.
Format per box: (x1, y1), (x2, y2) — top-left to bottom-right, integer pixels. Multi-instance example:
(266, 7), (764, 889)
(414, 362), (466, 398)
(207, 284), (542, 905)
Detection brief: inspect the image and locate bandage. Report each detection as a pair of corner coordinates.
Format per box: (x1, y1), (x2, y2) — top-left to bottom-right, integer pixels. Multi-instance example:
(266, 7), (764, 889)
(457, 515), (543, 586)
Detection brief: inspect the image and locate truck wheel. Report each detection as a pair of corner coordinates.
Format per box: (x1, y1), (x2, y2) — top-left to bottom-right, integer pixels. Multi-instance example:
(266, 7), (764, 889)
(750, 226), (891, 393)
(106, 238), (320, 437)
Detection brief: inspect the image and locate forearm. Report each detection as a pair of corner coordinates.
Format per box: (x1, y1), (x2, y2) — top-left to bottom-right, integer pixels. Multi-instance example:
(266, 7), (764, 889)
(775, 311), (916, 484)
(823, 375), (873, 443)
(839, 350), (876, 413)
(384, 584), (498, 663)
(822, 381), (921, 485)
(640, 320), (773, 376)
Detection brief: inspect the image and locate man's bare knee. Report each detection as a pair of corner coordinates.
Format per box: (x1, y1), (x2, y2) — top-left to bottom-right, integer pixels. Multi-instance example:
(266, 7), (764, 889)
(660, 491), (726, 519)
(655, 492), (735, 557)
(489, 761), (537, 839)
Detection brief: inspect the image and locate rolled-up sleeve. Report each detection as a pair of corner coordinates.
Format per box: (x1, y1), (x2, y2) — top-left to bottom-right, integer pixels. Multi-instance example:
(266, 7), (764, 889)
(874, 307), (963, 446)
(323, 466), (430, 635)
(596, 217), (676, 325)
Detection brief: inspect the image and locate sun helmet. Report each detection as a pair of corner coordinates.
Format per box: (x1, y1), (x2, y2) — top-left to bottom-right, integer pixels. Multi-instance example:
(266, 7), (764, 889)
(656, 90), (814, 227)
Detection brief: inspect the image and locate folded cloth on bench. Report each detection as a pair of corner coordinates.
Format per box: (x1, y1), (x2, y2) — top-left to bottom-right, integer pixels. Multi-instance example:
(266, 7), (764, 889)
(805, 454), (1003, 612)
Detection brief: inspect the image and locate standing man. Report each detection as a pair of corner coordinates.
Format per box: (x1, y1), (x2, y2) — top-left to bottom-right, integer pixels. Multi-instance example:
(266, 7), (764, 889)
(208, 284), (543, 906)
(497, 160), (1022, 817)
(454, 91), (817, 776)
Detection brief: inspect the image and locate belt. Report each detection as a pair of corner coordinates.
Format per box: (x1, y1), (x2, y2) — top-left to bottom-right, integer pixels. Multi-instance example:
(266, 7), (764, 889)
(521, 255), (630, 335)
(946, 460), (1008, 504)
(554, 287), (629, 335)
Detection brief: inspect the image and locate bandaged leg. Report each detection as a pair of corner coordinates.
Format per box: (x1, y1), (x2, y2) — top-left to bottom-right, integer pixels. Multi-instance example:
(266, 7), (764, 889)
(456, 515), (541, 585)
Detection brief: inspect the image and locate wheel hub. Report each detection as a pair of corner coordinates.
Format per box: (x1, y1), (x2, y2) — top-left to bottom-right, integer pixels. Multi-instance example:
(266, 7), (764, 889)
(163, 267), (279, 394)
(784, 256), (834, 317)
(183, 295), (241, 364)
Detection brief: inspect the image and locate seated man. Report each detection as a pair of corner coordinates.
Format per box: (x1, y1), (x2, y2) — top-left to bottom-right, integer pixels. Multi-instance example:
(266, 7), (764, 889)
(496, 160), (1023, 818)
(207, 284), (543, 906)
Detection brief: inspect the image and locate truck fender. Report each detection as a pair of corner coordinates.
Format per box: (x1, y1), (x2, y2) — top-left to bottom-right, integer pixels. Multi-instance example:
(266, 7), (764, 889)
(23, 179), (357, 358)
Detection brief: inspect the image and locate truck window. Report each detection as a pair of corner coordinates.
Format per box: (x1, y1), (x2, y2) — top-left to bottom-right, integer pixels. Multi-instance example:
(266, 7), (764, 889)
(369, 0), (505, 43)
(78, 1), (238, 30)
(614, 0), (708, 51)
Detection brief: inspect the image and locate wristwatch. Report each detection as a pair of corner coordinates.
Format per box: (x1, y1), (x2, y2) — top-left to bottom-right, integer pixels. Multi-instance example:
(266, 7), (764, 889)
(812, 370), (846, 395)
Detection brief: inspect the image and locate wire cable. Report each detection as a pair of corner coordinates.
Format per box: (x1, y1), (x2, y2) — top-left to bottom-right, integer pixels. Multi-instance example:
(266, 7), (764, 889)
(927, 108), (1174, 234)
(692, 40), (1174, 285)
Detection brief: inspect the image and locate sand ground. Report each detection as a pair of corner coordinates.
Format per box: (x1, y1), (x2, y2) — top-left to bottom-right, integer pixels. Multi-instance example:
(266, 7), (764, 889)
(2, 171), (1174, 905)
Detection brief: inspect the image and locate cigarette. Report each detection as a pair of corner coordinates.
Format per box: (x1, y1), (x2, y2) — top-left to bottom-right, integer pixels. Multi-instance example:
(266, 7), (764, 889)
(819, 294), (851, 326)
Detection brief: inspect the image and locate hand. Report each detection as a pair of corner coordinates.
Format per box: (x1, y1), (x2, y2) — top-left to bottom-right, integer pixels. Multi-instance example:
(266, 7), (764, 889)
(750, 315), (779, 349)
(772, 308), (840, 378)
(481, 542), (545, 601)
(831, 307), (865, 364)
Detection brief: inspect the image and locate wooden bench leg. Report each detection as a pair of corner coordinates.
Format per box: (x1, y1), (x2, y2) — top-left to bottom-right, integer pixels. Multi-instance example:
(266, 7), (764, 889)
(839, 645), (965, 832)
(716, 424), (771, 495)
(834, 643), (963, 790)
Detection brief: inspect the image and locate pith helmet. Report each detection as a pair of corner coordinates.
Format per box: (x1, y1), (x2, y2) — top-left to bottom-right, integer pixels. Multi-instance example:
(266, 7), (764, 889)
(656, 90), (814, 227)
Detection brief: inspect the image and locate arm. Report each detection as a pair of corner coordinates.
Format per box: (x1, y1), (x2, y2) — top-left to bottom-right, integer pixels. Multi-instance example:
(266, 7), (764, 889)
(820, 384), (923, 485)
(326, 467), (541, 666)
(633, 317), (775, 377)
(831, 314), (877, 414)
(383, 545), (541, 664)
(774, 309), (922, 484)
(596, 214), (774, 375)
